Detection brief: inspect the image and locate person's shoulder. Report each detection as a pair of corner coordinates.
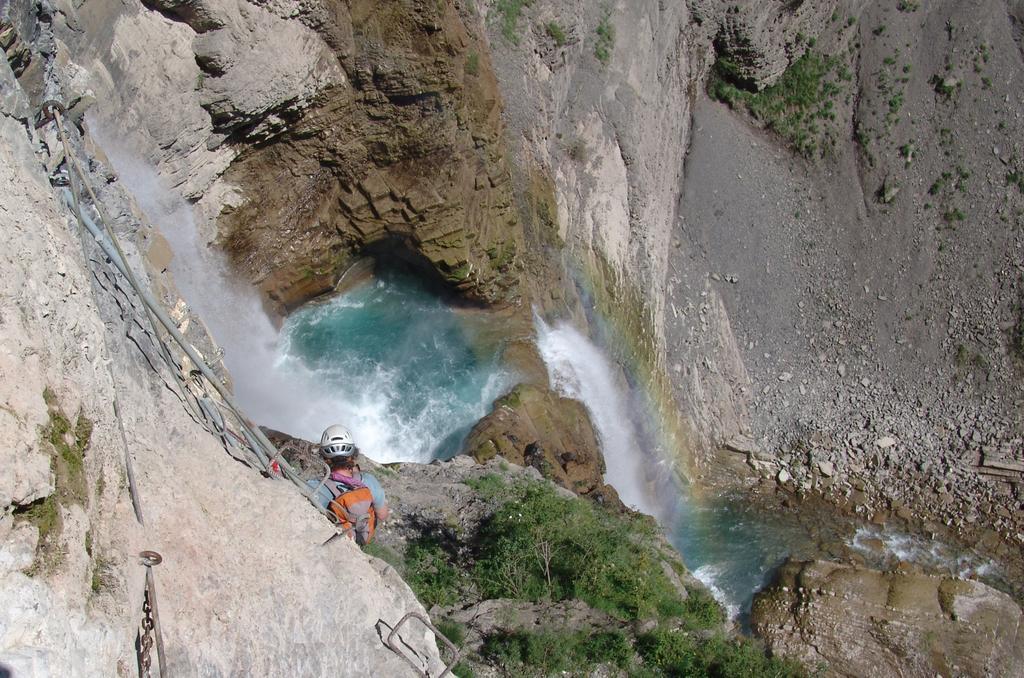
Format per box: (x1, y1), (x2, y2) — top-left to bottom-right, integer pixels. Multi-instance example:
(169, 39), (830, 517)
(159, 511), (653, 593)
(361, 472), (382, 487)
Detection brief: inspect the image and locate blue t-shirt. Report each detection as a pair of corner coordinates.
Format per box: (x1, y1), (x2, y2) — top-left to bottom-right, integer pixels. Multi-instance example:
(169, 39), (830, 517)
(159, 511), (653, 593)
(307, 471), (386, 511)
(360, 473), (386, 510)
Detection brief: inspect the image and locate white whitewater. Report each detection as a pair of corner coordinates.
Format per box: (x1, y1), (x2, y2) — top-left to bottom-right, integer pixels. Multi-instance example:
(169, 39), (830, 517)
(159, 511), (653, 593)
(90, 127), (509, 462)
(88, 124), (332, 438)
(535, 316), (663, 517)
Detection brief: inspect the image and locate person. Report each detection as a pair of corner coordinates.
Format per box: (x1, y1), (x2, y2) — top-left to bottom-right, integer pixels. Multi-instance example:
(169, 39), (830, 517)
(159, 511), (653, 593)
(314, 424), (389, 545)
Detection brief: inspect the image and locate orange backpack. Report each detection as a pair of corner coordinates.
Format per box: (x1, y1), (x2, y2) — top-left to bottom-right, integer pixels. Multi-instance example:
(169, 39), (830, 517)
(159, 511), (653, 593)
(325, 478), (377, 545)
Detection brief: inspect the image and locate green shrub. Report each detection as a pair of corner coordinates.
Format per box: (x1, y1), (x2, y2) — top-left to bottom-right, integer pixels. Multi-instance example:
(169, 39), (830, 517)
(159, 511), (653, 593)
(404, 538), (461, 608)
(680, 587), (725, 630)
(16, 391), (95, 575)
(595, 13), (614, 64)
(482, 629), (633, 675)
(578, 630), (633, 668)
(362, 541), (403, 570)
(462, 473), (508, 500)
(545, 21), (566, 46)
(1007, 170), (1024, 192)
(708, 51), (842, 157)
(637, 628), (807, 678)
(435, 617), (467, 648)
(1011, 305), (1024, 361)
(465, 52), (480, 76)
(943, 208), (965, 223)
(494, 0), (533, 44)
(473, 483), (685, 621)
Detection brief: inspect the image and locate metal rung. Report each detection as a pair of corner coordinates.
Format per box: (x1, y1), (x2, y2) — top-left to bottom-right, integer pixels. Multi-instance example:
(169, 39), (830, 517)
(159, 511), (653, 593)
(385, 611), (460, 678)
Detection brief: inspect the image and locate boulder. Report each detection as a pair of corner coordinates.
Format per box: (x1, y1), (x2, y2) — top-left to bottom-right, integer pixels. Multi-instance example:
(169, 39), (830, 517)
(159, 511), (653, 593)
(462, 384), (615, 503)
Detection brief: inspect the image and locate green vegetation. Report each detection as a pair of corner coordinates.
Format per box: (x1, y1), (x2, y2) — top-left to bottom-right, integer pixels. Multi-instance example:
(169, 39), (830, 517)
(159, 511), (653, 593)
(462, 472), (509, 500)
(404, 537), (462, 608)
(465, 52), (480, 77)
(897, 0), (920, 11)
(474, 483), (685, 620)
(708, 51), (842, 157)
(362, 540), (404, 569)
(1011, 304), (1024, 362)
(888, 92), (903, 115)
(15, 389), (94, 575)
(436, 618), (467, 648)
(91, 555), (115, 593)
(636, 629), (806, 677)
(594, 12), (614, 65)
(1007, 169), (1024, 193)
(544, 21), (566, 47)
(930, 74), (960, 99)
(943, 208), (965, 223)
(482, 629), (633, 675)
(494, 0), (533, 44)
(955, 343), (990, 372)
(16, 495), (60, 544)
(387, 479), (807, 676)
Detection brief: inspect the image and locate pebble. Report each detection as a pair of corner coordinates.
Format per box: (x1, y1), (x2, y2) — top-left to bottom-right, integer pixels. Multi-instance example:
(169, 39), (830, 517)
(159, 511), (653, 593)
(837, 363), (847, 377)
(777, 469), (792, 484)
(875, 436), (897, 449)
(779, 372), (793, 382)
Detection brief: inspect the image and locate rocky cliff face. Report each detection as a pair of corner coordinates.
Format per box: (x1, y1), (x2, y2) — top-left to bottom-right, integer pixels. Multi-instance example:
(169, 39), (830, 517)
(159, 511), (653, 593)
(666, 0), (1024, 578)
(33, 0), (522, 316)
(214, 0), (524, 313)
(751, 558), (1024, 677)
(6, 0), (1024, 673)
(0, 27), (442, 676)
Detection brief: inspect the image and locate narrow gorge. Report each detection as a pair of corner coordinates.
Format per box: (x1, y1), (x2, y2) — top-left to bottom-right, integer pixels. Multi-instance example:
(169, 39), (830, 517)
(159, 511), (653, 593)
(2, 0), (1023, 676)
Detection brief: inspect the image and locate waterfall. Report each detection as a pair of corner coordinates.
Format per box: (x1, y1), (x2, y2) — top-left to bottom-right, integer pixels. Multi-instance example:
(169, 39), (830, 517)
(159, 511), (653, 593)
(89, 124), (511, 461)
(535, 316), (668, 517)
(535, 314), (800, 622)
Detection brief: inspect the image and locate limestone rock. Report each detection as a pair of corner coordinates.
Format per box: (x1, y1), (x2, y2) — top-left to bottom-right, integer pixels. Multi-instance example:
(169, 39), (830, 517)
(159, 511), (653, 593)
(723, 434), (761, 455)
(0, 523), (39, 575)
(194, 15), (345, 137)
(751, 558), (1024, 677)
(691, 0), (839, 88)
(0, 107), (442, 676)
(211, 0), (524, 312)
(0, 53), (31, 119)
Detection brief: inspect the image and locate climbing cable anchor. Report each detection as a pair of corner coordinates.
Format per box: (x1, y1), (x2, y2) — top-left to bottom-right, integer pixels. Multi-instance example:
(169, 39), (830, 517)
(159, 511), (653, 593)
(136, 551), (167, 678)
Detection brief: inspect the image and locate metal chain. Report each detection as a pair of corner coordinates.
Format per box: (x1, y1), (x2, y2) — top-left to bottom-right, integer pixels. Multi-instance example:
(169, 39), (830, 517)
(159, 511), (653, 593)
(137, 551), (166, 678)
(137, 585), (155, 677)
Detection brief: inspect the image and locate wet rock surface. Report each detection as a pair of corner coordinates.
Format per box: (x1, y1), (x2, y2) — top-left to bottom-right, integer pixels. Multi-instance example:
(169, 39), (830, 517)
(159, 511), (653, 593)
(751, 558), (1024, 677)
(216, 0), (524, 313)
(462, 383), (620, 504)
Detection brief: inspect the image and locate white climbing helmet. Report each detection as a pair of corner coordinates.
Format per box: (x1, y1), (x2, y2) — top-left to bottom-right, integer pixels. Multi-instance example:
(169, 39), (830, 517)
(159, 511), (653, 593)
(319, 424), (356, 459)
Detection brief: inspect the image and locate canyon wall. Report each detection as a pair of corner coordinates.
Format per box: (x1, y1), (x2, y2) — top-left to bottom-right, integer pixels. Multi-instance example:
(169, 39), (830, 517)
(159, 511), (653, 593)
(0, 16), (442, 674)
